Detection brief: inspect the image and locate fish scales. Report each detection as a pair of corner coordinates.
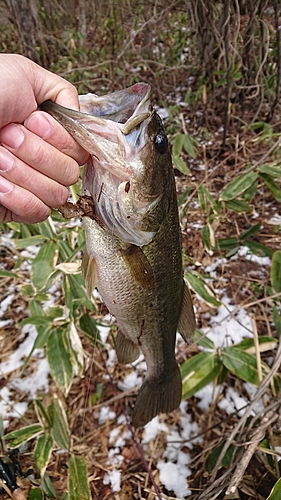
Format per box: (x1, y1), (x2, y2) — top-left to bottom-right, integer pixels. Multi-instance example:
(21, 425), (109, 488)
(40, 83), (196, 427)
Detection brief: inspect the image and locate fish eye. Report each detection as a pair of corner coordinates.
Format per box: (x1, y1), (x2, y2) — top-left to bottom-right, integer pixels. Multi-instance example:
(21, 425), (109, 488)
(154, 133), (168, 154)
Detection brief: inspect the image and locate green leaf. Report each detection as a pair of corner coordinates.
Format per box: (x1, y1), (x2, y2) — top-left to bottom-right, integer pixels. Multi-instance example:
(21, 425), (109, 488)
(19, 316), (51, 328)
(234, 336), (278, 353)
(193, 328), (215, 350)
(198, 185), (207, 211)
(220, 172), (258, 201)
(222, 347), (270, 386)
(241, 223), (262, 240)
(28, 488), (44, 500)
(177, 186), (192, 207)
(79, 313), (99, 344)
(24, 324), (52, 366)
(206, 443), (234, 472)
(259, 172), (281, 202)
(46, 327), (73, 394)
(68, 454), (91, 500)
(0, 270), (20, 278)
(224, 199), (252, 212)
(172, 155), (191, 175)
(31, 241), (58, 290)
(273, 305), (281, 335)
(185, 272), (221, 307)
(36, 219), (57, 239)
(63, 274), (95, 315)
(271, 250), (281, 293)
(201, 225), (212, 251)
(267, 478), (281, 500)
(42, 473), (56, 498)
(172, 133), (185, 156)
(258, 164), (281, 179)
(34, 400), (52, 428)
(244, 239), (273, 257)
(49, 397), (70, 449)
(181, 351), (222, 399)
(217, 237), (239, 251)
(69, 322), (84, 376)
(4, 424), (43, 448)
(21, 284), (35, 296)
(29, 298), (45, 317)
(13, 235), (48, 249)
(34, 434), (54, 476)
(22, 323), (52, 371)
(183, 134), (197, 157)
(47, 305), (68, 321)
(242, 180), (258, 202)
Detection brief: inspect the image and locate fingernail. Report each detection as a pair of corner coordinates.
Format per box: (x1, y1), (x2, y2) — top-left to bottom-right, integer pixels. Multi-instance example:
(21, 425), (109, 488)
(0, 175), (13, 194)
(0, 124), (24, 149)
(25, 113), (52, 139)
(0, 148), (14, 172)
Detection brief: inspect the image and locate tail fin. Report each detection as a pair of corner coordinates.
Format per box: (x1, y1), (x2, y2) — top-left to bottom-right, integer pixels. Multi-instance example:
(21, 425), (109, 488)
(132, 365), (182, 428)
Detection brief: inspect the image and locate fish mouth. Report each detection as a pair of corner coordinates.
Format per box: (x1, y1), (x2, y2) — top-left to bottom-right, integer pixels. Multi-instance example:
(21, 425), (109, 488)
(40, 83), (152, 158)
(40, 84), (159, 246)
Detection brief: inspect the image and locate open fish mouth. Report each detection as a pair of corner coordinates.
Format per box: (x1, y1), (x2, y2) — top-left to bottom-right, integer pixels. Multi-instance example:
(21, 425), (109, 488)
(40, 83), (152, 162)
(40, 83), (160, 246)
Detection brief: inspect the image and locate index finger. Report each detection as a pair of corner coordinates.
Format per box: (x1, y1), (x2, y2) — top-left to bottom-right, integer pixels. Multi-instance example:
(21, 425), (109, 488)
(24, 111), (89, 166)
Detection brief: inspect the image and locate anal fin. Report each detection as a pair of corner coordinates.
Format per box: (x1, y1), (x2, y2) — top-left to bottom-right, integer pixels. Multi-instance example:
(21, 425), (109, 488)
(81, 251), (97, 298)
(178, 280), (196, 342)
(116, 329), (140, 364)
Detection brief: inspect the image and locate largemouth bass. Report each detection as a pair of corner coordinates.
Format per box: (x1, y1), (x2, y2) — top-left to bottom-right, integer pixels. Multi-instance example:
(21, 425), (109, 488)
(41, 83), (195, 428)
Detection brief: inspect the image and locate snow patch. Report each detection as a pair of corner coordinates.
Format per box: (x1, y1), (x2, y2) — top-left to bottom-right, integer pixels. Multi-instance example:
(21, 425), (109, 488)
(157, 460), (191, 497)
(103, 468), (121, 492)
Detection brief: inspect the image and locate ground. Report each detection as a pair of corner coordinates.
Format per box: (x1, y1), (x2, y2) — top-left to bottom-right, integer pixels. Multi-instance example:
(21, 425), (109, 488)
(1, 94), (281, 500)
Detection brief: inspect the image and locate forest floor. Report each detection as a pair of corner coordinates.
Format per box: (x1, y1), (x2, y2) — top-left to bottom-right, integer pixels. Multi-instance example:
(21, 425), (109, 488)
(1, 71), (281, 499)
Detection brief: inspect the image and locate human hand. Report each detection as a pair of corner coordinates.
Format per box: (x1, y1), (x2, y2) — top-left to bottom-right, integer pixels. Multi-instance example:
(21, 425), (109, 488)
(0, 54), (89, 223)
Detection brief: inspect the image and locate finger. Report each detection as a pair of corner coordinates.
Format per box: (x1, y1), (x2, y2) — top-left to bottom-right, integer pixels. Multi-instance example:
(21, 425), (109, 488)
(0, 176), (52, 224)
(13, 54), (81, 110)
(24, 111), (89, 166)
(0, 146), (69, 208)
(0, 123), (81, 186)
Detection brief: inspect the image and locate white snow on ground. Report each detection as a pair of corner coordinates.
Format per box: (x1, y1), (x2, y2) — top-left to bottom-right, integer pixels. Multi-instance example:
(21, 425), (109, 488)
(1, 324), (45, 373)
(236, 245), (271, 266)
(141, 404), (202, 497)
(203, 295), (253, 348)
(0, 291), (15, 316)
(218, 386), (250, 417)
(0, 323), (49, 427)
(103, 468), (121, 492)
(117, 370), (142, 391)
(158, 460), (191, 497)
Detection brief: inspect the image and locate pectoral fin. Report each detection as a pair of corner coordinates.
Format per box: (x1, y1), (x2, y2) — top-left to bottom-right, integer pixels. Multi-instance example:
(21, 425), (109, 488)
(120, 244), (154, 289)
(81, 251), (97, 298)
(116, 329), (140, 364)
(178, 281), (196, 342)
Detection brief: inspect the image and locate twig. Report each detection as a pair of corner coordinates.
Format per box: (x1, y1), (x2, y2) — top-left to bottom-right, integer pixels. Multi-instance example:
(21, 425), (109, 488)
(245, 137), (281, 173)
(225, 410), (279, 496)
(210, 340), (281, 482)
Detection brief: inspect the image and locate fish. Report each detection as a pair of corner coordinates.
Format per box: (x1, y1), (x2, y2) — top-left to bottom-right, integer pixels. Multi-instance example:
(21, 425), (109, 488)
(40, 83), (196, 428)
